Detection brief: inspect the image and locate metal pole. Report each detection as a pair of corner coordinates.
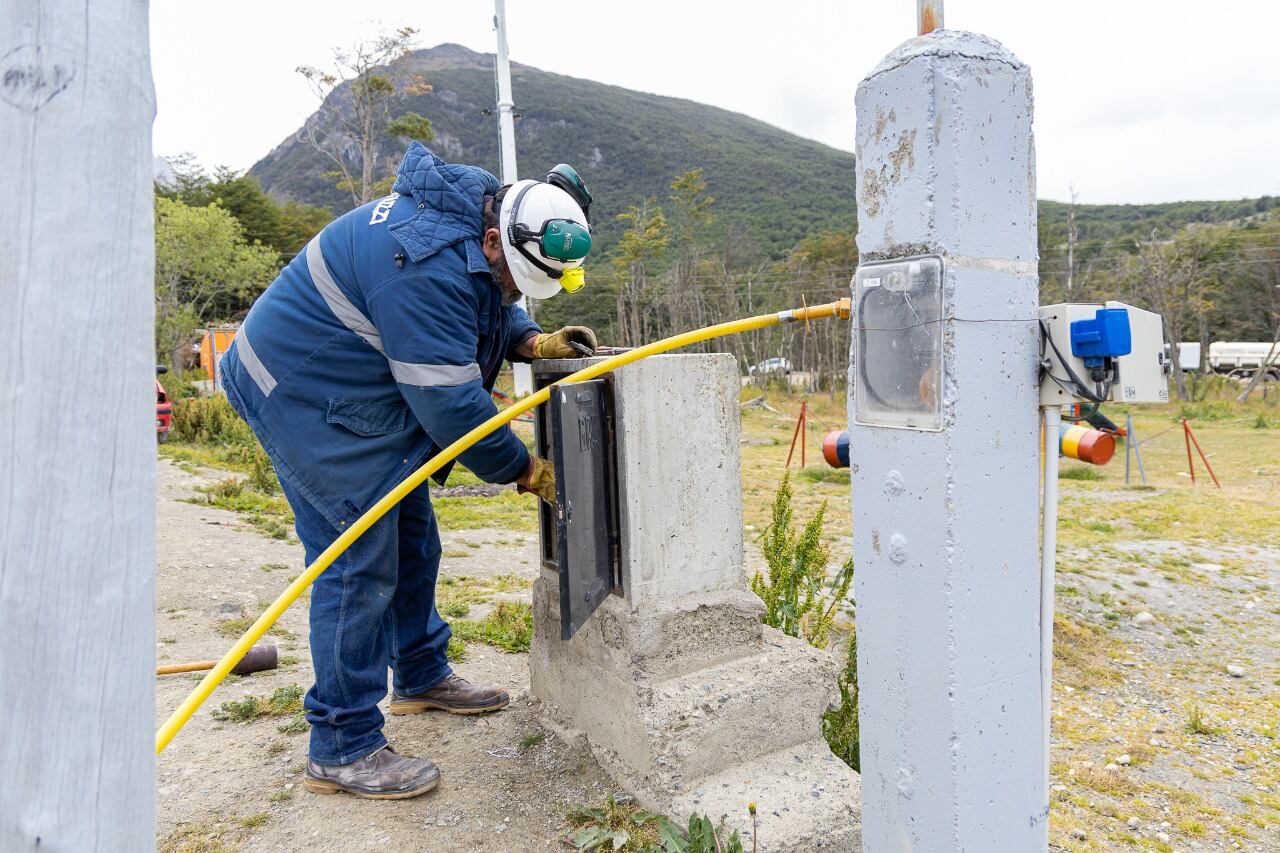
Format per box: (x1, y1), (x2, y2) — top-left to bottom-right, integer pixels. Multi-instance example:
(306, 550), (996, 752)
(1040, 406), (1061, 809)
(494, 0), (534, 396)
(801, 401), (807, 467)
(1133, 423), (1148, 485)
(1183, 417), (1196, 484)
(493, 0), (518, 188)
(917, 0), (944, 35)
(1124, 414), (1133, 485)
(1185, 422), (1221, 488)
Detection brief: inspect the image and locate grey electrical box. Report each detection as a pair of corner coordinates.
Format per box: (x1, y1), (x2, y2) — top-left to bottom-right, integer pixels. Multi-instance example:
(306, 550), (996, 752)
(533, 369), (621, 640)
(853, 255), (945, 431)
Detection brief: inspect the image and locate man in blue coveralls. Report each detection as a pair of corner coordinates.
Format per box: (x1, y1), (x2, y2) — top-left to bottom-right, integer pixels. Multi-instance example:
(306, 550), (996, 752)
(221, 142), (599, 799)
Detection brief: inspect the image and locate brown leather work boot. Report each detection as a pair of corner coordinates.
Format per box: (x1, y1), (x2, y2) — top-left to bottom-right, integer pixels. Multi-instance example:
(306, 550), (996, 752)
(388, 674), (510, 715)
(303, 745), (440, 800)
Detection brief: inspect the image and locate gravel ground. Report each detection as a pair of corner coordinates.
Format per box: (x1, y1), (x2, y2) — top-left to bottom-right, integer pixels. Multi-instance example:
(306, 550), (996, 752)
(156, 456), (1279, 851)
(1048, 487), (1280, 850)
(154, 459), (615, 851)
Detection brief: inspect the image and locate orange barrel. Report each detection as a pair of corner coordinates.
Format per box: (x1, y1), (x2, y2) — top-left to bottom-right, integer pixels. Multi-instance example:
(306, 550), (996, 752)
(822, 430), (850, 468)
(1059, 423), (1115, 465)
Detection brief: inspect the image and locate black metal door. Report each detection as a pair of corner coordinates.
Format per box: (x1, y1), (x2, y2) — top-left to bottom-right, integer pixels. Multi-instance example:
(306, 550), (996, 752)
(549, 380), (617, 639)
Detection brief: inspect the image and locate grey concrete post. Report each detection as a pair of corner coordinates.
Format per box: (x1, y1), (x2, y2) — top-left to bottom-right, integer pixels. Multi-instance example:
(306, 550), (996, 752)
(849, 31), (1043, 850)
(0, 1), (156, 848)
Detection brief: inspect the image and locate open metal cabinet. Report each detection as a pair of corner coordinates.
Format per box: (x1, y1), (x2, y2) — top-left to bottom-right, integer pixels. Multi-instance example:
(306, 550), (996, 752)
(533, 367), (622, 639)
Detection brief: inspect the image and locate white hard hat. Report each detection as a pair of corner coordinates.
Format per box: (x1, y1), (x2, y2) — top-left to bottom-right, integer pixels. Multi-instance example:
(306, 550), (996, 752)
(498, 178), (592, 300)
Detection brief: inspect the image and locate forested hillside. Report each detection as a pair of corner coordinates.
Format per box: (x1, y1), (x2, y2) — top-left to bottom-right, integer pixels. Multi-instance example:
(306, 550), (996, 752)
(231, 43), (1278, 398)
(250, 44), (857, 257)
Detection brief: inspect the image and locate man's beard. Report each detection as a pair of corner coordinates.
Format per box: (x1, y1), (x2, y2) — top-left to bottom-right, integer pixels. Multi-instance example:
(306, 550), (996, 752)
(489, 253), (522, 306)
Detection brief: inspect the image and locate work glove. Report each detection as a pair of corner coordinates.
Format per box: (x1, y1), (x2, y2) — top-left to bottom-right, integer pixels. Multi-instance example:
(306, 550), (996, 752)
(531, 326), (597, 359)
(517, 456), (557, 505)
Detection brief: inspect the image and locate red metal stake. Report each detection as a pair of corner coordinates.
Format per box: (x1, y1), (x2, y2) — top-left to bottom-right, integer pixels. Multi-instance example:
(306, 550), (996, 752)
(785, 402), (806, 469)
(1182, 418), (1196, 484)
(801, 402), (807, 468)
(1184, 420), (1221, 489)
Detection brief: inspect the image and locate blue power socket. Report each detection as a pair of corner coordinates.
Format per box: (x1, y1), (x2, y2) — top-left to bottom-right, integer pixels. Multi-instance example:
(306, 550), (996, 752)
(1070, 308), (1132, 368)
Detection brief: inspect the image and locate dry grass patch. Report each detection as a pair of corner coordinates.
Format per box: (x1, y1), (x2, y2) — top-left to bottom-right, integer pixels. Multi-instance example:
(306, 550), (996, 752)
(1053, 615), (1123, 688)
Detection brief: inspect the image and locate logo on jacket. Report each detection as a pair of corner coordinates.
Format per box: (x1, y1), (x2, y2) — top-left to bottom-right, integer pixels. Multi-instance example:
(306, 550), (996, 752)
(369, 193), (400, 225)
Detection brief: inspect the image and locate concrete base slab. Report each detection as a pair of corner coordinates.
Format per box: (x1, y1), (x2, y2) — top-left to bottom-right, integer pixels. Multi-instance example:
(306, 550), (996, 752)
(670, 738), (862, 852)
(530, 576), (861, 849)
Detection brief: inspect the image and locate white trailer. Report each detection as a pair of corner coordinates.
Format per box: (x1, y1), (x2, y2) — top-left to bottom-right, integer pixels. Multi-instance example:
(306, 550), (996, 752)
(1177, 342), (1201, 372)
(1208, 341), (1280, 379)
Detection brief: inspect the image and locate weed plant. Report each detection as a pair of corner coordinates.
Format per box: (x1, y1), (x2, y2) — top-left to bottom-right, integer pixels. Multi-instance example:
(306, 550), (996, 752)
(212, 685), (303, 723)
(822, 629), (860, 772)
(752, 473), (859, 772)
(565, 795), (746, 852)
(751, 473), (853, 649)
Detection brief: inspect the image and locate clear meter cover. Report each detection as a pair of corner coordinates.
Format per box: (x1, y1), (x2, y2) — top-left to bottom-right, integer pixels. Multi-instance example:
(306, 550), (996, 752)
(853, 255), (945, 431)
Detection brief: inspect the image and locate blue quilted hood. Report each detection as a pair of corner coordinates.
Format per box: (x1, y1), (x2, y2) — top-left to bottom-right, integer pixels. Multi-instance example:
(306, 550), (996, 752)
(388, 142), (501, 263)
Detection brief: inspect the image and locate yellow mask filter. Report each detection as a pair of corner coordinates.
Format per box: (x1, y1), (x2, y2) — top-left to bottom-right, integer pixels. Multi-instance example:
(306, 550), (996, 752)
(559, 266), (585, 293)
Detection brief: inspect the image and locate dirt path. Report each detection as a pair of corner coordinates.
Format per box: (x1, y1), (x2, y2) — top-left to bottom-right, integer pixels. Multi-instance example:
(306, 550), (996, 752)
(155, 459), (615, 851)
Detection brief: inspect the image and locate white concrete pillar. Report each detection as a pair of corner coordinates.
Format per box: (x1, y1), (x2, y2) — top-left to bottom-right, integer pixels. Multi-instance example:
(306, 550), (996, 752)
(610, 354), (744, 610)
(849, 31), (1043, 851)
(0, 2), (156, 848)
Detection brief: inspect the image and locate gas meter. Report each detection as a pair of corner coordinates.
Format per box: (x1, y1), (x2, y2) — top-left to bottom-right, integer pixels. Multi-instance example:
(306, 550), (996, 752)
(852, 255), (945, 431)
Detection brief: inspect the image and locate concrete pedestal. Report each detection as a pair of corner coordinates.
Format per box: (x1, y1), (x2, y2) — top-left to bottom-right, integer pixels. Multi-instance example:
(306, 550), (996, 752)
(530, 354), (860, 850)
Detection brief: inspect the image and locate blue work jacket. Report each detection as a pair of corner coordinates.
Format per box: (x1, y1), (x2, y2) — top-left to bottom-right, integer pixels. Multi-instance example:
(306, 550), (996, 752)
(221, 143), (540, 531)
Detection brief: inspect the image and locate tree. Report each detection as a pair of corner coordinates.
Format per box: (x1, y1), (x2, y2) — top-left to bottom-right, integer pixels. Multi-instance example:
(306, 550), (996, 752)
(665, 170), (716, 341)
(1234, 218), (1280, 401)
(296, 27), (435, 206)
(154, 197), (279, 369)
(612, 200), (668, 346)
(1125, 229), (1217, 400)
(156, 157), (331, 257)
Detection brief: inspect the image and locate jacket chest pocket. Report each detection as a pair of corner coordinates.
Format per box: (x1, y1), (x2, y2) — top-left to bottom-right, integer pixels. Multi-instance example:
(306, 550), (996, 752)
(326, 399), (408, 437)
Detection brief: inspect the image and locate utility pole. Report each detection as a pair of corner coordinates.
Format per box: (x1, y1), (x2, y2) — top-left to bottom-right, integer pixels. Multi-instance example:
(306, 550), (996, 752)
(494, 0), (533, 396)
(848, 24), (1044, 852)
(917, 0), (944, 34)
(0, 2), (156, 848)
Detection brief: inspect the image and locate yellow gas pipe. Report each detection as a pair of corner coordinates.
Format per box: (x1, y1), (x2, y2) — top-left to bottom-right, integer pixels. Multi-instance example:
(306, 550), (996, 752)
(155, 299), (851, 754)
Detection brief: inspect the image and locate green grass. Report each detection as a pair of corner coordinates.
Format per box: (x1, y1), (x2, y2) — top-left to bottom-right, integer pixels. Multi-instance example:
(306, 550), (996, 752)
(277, 714), (309, 735)
(452, 601), (533, 653)
(212, 685), (304, 723)
(1060, 466), (1105, 481)
(433, 489), (539, 532)
(187, 477), (294, 540)
(437, 573), (532, 620)
(1187, 705), (1225, 736)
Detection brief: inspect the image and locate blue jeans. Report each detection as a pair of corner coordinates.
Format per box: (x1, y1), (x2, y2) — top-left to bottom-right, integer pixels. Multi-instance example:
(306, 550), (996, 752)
(278, 476), (454, 765)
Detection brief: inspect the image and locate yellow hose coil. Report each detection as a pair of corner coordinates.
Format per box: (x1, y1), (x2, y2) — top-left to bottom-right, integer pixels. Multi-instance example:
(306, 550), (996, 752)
(156, 299), (850, 753)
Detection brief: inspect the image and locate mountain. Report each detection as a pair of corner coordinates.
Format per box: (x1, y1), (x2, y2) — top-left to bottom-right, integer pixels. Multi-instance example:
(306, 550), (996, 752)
(251, 43), (1279, 263)
(249, 44), (858, 256)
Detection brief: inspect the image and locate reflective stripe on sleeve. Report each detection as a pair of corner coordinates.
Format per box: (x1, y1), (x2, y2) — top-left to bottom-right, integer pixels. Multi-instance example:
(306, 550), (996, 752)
(235, 326), (277, 397)
(306, 237), (386, 354)
(388, 359), (483, 388)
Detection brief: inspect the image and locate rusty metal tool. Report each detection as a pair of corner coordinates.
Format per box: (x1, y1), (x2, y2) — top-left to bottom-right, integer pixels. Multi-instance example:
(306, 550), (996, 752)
(156, 642), (278, 676)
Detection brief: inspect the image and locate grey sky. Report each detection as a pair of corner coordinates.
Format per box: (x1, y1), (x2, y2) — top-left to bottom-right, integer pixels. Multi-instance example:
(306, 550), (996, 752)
(151, 1), (1279, 205)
